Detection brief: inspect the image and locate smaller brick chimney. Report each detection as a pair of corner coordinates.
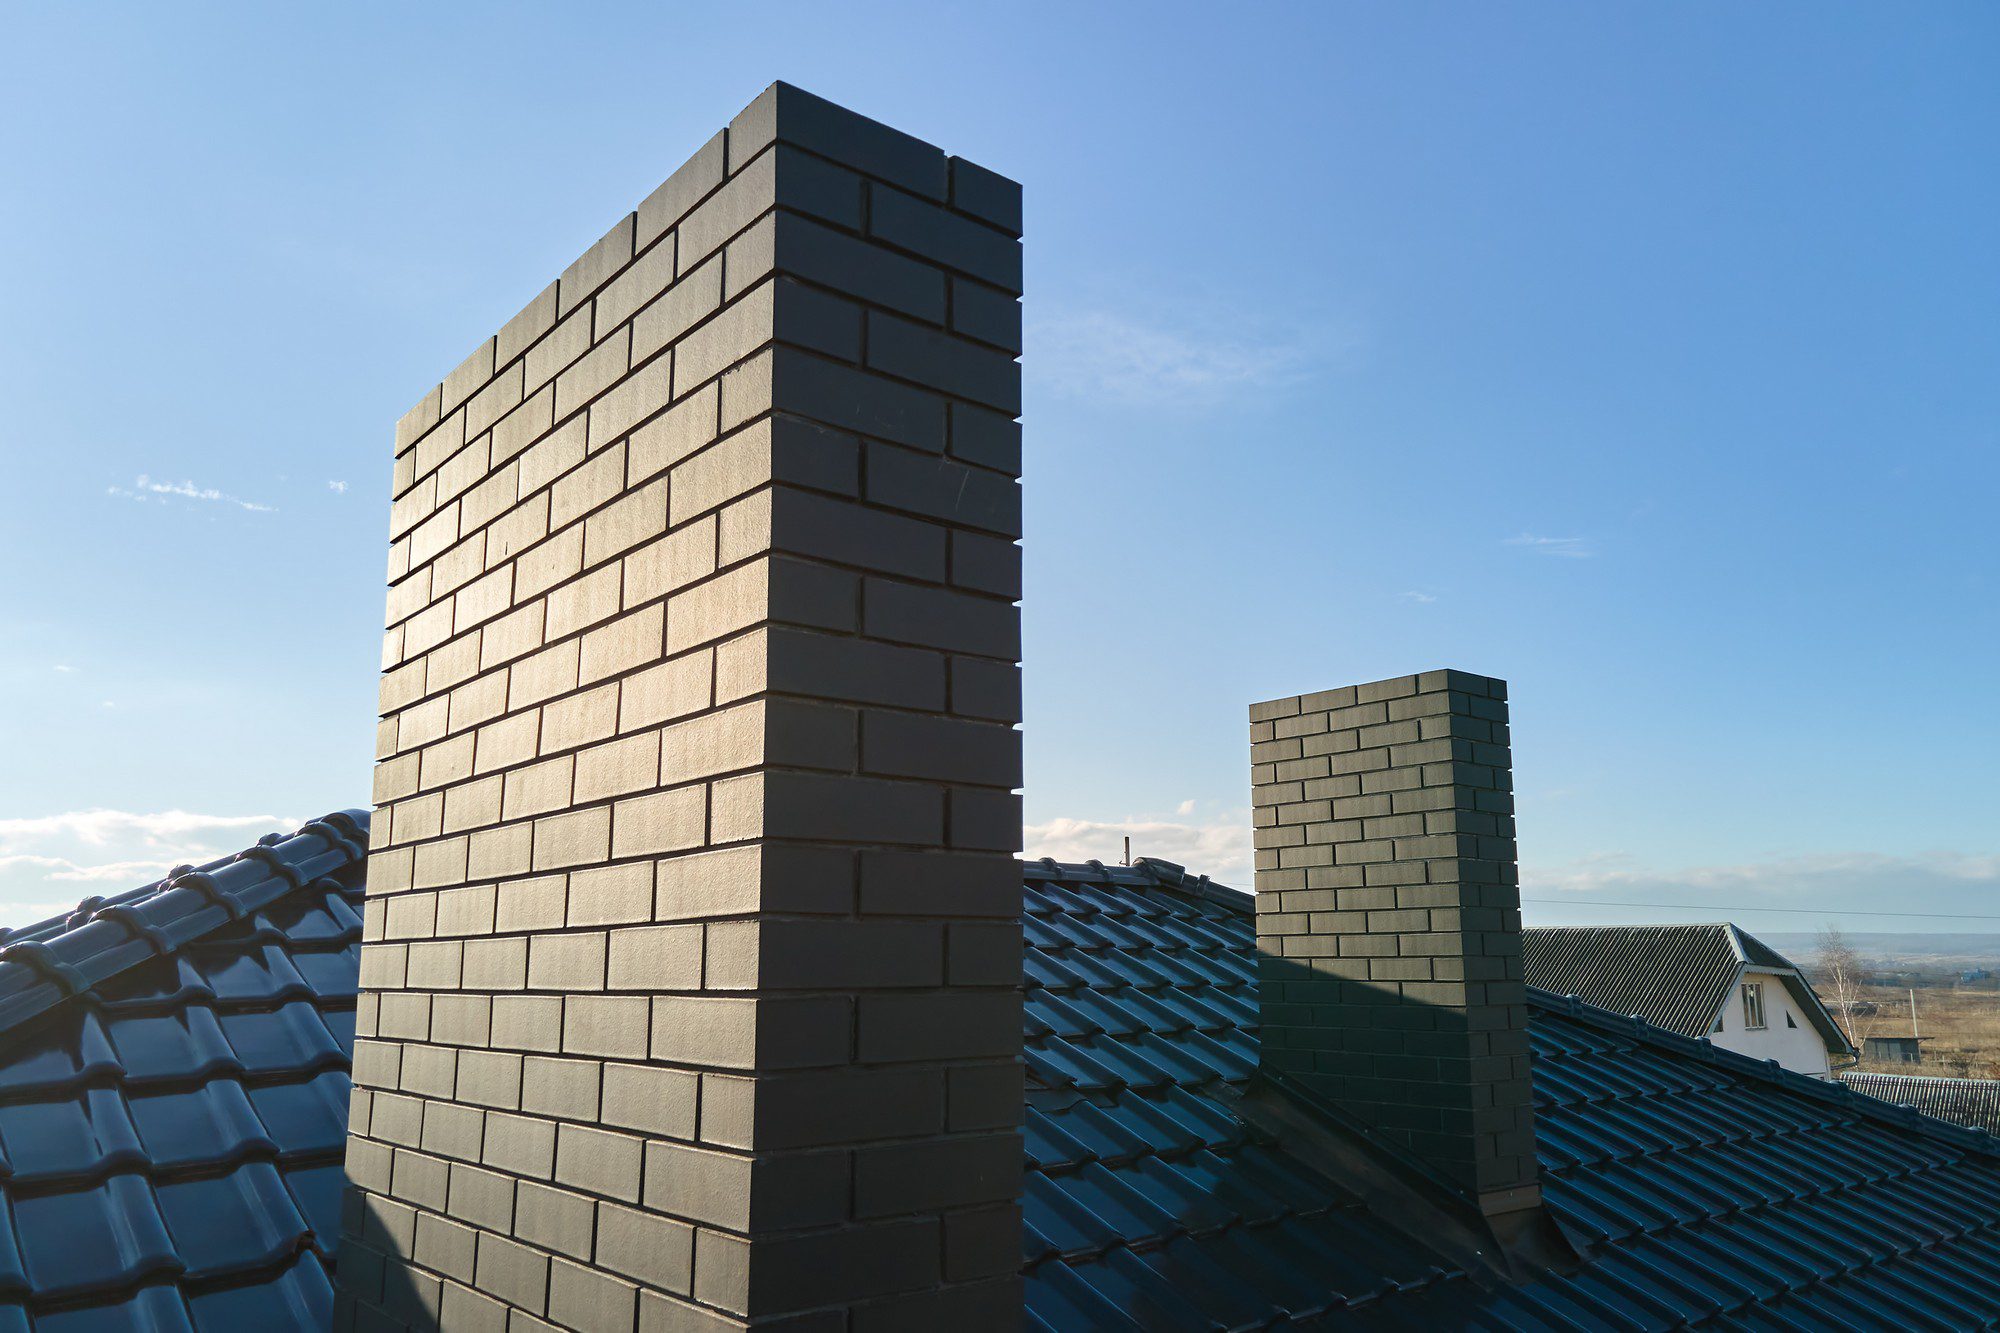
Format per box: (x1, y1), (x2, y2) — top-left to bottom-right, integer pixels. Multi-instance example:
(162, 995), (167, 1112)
(1248, 670), (1540, 1225)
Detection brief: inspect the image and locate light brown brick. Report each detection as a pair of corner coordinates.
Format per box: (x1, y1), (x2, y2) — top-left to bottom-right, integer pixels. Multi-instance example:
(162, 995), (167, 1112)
(533, 807), (611, 870)
(604, 782), (705, 859)
(617, 652), (712, 733)
(579, 604), (664, 685)
(573, 731), (662, 804)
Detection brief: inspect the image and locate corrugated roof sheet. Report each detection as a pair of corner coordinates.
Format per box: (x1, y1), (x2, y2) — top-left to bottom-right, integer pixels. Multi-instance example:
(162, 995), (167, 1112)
(0, 813), (367, 1329)
(5, 834), (1998, 1329)
(1522, 924), (1752, 1037)
(1522, 923), (1852, 1057)
(1843, 1072), (2000, 1137)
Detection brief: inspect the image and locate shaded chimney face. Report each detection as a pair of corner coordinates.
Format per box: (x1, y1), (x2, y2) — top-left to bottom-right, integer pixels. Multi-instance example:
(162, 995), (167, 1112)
(347, 83), (1024, 1331)
(1248, 670), (1539, 1216)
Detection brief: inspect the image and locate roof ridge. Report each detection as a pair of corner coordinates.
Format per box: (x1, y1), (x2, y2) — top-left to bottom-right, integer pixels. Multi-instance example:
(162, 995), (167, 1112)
(0, 810), (369, 1043)
(1526, 983), (2000, 1162)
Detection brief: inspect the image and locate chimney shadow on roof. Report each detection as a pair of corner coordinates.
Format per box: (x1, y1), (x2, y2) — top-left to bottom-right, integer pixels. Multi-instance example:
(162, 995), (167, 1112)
(1239, 946), (1580, 1284)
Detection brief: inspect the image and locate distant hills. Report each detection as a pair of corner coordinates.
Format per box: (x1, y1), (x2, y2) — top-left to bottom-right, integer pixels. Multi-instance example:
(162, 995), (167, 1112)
(1763, 933), (2000, 969)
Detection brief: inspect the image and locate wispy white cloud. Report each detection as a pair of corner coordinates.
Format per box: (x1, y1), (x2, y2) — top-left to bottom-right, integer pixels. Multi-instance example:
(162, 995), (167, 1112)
(1400, 590), (1438, 604)
(109, 474), (275, 513)
(1524, 849), (2000, 927)
(0, 854), (190, 884)
(1176, 798), (1197, 816)
(1030, 306), (1349, 406)
(52, 663), (77, 673)
(327, 480), (348, 494)
(0, 808), (298, 927)
(1025, 810), (1254, 887)
(0, 809), (293, 846)
(1505, 533), (1593, 559)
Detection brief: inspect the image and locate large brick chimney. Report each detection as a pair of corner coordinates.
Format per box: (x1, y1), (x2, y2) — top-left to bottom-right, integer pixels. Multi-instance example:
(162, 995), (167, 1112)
(1248, 670), (1541, 1226)
(344, 83), (1024, 1330)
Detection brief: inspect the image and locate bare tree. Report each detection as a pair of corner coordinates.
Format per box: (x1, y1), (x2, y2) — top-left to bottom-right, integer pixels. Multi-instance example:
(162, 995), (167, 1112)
(1816, 925), (1866, 1053)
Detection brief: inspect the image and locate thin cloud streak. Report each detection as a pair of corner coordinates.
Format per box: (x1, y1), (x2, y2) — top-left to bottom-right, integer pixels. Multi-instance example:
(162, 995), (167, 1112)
(1505, 533), (1594, 558)
(1030, 306), (1350, 406)
(109, 474), (276, 513)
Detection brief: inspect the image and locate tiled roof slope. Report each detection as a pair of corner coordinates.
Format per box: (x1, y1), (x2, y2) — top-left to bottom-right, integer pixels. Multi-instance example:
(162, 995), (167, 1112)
(1027, 859), (2000, 1331)
(1844, 1072), (2000, 1137)
(7, 835), (2000, 1329)
(0, 812), (367, 1331)
(1523, 922), (1852, 1055)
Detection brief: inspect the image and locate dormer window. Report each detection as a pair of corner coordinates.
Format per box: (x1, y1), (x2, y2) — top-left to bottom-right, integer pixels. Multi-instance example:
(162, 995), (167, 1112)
(1742, 981), (1767, 1030)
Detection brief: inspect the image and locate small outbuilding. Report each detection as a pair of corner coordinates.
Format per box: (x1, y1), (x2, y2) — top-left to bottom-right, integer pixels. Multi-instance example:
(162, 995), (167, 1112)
(1865, 1033), (1928, 1064)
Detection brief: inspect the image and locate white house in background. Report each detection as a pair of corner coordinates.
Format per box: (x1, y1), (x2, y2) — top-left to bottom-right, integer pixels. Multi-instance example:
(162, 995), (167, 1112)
(1524, 922), (1854, 1079)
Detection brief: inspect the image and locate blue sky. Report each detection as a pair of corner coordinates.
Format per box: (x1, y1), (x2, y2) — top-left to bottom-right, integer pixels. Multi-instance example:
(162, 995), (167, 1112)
(0, 4), (1994, 933)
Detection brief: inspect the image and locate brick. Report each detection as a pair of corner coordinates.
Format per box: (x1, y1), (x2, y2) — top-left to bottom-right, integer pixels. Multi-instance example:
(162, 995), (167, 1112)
(448, 1160), (516, 1232)
(607, 924), (703, 991)
(628, 382), (720, 484)
(950, 277), (1022, 354)
(474, 1232), (549, 1314)
(637, 128), (725, 250)
(651, 995), (849, 1070)
(643, 1141), (847, 1232)
(866, 313), (1019, 415)
(443, 340), (495, 413)
(579, 603), (663, 684)
(854, 1133), (1019, 1217)
(586, 355), (672, 453)
(622, 516), (717, 611)
(595, 1200), (694, 1293)
(555, 325), (634, 429)
(491, 994), (563, 1052)
(733, 83), (946, 199)
(653, 842), (852, 920)
(528, 932), (607, 991)
(750, 487), (946, 581)
(866, 441), (1020, 537)
(560, 214), (635, 315)
(711, 770), (941, 846)
(870, 183), (1022, 292)
(517, 415), (585, 499)
(862, 710), (1019, 787)
(750, 211), (946, 322)
(609, 785), (707, 858)
(564, 994), (651, 1059)
(532, 807), (611, 870)
(618, 651), (714, 731)
(572, 730), (661, 802)
(601, 1062), (700, 1138)
(745, 346), (947, 452)
(549, 1260), (637, 1333)
(707, 919), (943, 991)
(863, 579), (1016, 658)
(555, 1122), (644, 1202)
(858, 992), (1019, 1063)
(567, 862), (655, 928)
